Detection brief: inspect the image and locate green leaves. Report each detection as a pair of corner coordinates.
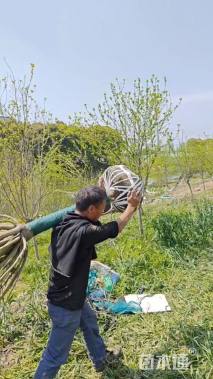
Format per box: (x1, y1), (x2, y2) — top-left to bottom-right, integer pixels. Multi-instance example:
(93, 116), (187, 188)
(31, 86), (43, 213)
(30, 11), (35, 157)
(81, 76), (179, 190)
(152, 201), (213, 255)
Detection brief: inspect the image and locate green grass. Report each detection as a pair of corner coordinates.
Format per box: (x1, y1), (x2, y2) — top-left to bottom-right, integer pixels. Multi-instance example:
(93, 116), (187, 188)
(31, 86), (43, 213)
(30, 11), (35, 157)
(0, 200), (213, 379)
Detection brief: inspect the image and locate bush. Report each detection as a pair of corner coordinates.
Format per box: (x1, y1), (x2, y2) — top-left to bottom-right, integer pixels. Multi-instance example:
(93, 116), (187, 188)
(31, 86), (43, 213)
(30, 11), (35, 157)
(152, 201), (213, 254)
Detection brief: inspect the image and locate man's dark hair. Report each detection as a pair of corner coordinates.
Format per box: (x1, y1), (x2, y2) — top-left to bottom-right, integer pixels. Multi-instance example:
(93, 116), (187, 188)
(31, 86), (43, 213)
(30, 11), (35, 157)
(75, 186), (107, 211)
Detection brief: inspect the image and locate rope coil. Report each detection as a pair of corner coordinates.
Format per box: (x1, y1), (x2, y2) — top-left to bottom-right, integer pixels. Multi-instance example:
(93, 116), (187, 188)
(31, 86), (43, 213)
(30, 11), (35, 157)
(103, 165), (144, 212)
(0, 215), (27, 298)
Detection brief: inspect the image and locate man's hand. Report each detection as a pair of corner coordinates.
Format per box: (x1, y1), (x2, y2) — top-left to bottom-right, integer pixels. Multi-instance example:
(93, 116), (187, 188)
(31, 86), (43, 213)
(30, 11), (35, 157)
(127, 189), (142, 209)
(116, 189), (143, 233)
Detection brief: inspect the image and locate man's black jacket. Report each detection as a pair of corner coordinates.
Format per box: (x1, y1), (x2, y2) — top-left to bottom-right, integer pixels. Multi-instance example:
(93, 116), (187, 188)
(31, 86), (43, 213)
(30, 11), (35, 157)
(47, 211), (119, 310)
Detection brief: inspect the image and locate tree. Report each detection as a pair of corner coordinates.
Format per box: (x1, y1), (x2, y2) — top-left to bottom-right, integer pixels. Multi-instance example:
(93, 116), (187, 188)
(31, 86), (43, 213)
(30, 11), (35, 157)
(48, 123), (123, 178)
(0, 65), (61, 219)
(151, 145), (176, 189)
(170, 137), (213, 199)
(77, 76), (180, 191)
(0, 65), (66, 258)
(205, 139), (213, 177)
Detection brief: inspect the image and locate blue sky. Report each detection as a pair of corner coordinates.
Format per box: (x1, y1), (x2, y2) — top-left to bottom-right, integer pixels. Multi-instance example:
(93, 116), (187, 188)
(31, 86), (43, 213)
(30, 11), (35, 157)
(0, 0), (212, 139)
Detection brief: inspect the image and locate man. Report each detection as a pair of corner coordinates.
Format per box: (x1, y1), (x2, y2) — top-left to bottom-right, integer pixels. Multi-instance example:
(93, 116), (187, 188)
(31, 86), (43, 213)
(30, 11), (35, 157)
(34, 184), (141, 378)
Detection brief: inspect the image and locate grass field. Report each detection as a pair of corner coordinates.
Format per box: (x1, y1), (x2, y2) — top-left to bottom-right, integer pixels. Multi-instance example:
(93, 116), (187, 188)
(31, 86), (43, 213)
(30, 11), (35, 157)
(0, 198), (213, 379)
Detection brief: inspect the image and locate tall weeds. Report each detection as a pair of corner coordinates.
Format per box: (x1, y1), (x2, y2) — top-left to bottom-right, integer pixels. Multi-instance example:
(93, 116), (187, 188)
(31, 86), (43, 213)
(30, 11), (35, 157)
(152, 200), (213, 255)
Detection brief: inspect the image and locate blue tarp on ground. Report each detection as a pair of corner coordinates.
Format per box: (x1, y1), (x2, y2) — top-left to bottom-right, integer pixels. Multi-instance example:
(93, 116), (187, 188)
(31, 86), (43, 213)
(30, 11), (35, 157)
(86, 262), (141, 314)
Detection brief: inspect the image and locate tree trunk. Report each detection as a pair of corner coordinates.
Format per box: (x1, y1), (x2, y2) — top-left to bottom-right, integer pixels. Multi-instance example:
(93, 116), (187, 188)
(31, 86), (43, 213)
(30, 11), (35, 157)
(201, 172), (206, 191)
(138, 206), (144, 236)
(33, 237), (40, 260)
(164, 166), (169, 189)
(168, 175), (183, 192)
(186, 177), (194, 200)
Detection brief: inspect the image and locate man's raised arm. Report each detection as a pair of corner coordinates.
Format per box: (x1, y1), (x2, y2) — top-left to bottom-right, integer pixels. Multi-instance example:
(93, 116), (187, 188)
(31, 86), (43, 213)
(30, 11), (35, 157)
(116, 190), (142, 233)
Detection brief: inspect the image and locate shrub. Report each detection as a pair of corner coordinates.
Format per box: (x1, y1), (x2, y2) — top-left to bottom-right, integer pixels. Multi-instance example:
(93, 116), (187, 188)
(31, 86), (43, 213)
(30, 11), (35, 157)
(152, 201), (213, 254)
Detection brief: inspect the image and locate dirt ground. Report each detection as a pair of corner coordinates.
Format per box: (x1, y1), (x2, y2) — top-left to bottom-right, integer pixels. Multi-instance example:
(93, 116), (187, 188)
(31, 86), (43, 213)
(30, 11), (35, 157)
(171, 178), (213, 199)
(145, 178), (213, 204)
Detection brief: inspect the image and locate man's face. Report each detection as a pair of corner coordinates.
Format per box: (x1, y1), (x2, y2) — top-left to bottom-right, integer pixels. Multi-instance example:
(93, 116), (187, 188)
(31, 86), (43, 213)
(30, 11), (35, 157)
(85, 200), (106, 221)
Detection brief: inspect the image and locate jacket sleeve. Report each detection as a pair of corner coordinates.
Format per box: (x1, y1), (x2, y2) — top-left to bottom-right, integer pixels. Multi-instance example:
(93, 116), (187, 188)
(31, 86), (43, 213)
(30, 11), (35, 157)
(80, 221), (119, 247)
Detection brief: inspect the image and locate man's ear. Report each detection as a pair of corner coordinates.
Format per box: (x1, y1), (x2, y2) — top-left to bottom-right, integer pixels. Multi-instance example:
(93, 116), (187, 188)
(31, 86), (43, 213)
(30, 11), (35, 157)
(88, 204), (95, 213)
